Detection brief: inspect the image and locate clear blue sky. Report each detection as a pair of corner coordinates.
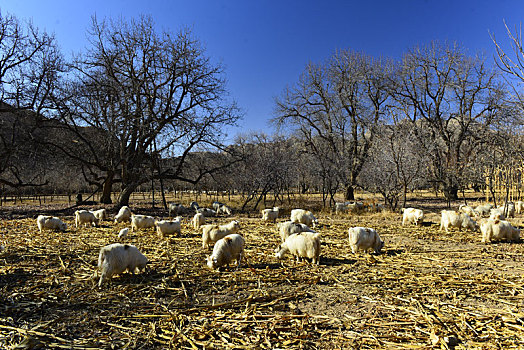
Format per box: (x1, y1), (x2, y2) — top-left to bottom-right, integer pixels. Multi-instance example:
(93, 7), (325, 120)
(1, 0), (523, 137)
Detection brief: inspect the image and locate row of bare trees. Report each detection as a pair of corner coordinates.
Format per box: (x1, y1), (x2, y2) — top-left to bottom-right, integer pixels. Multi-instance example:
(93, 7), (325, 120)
(271, 41), (520, 206)
(2, 10), (524, 209)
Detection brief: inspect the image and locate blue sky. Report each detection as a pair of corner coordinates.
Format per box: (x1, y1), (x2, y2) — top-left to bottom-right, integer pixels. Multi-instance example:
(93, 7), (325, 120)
(1, 0), (523, 137)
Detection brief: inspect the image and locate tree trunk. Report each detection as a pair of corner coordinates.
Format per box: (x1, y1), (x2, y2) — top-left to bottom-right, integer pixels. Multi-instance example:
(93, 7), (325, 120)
(345, 185), (355, 201)
(117, 184), (139, 207)
(159, 177), (168, 210)
(402, 184), (407, 208)
(100, 171), (114, 204)
(443, 183), (458, 201)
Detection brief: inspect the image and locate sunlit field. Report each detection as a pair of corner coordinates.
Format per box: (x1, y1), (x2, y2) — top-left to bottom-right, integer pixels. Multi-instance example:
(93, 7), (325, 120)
(1, 192), (524, 349)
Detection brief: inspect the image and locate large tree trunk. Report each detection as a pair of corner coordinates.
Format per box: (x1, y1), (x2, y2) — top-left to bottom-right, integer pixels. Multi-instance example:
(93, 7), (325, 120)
(443, 182), (459, 201)
(100, 171), (114, 204)
(117, 183), (139, 207)
(345, 185), (355, 201)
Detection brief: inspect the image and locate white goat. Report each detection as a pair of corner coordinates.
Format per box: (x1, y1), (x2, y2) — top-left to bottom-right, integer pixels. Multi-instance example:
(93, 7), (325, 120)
(155, 218), (182, 237)
(480, 218), (520, 243)
(36, 215), (67, 233)
(114, 206), (132, 223)
(277, 221), (315, 242)
(217, 204), (232, 216)
(118, 228), (129, 239)
(201, 220), (241, 248)
(75, 210), (99, 228)
(475, 203), (494, 217)
(440, 210), (477, 233)
(91, 209), (107, 222)
(275, 232), (321, 264)
(207, 234), (245, 270)
(262, 207), (280, 223)
(97, 243), (148, 288)
(192, 212), (206, 229)
(458, 204), (479, 218)
(290, 209), (318, 228)
(348, 227), (384, 254)
(131, 215), (156, 231)
(401, 208), (424, 226)
(168, 203), (187, 217)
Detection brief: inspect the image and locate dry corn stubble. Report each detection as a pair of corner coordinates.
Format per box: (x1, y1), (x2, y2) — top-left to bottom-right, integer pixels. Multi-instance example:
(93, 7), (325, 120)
(1, 207), (524, 349)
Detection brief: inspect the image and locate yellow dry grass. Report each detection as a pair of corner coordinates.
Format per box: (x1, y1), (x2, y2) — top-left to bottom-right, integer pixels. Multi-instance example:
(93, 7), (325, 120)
(1, 203), (524, 349)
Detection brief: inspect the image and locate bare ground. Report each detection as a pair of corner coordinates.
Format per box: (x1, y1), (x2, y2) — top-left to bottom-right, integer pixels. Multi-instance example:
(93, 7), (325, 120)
(1, 201), (524, 349)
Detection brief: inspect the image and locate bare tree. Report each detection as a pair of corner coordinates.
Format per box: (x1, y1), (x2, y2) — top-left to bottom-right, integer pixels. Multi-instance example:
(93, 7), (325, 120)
(0, 11), (62, 188)
(231, 133), (297, 211)
(360, 120), (427, 209)
(393, 42), (506, 201)
(492, 21), (524, 85)
(274, 50), (390, 201)
(48, 15), (240, 206)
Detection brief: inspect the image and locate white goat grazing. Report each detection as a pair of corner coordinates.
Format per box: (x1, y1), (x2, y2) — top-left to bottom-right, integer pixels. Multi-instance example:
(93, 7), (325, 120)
(118, 228), (129, 239)
(212, 201), (225, 211)
(114, 206), (132, 223)
(75, 210), (99, 228)
(290, 209), (318, 228)
(36, 215), (67, 233)
(192, 212), (206, 229)
(401, 208), (424, 226)
(262, 207), (279, 223)
(91, 209), (107, 222)
(207, 234), (245, 270)
(97, 243), (148, 288)
(480, 218), (520, 243)
(275, 232), (321, 264)
(217, 204), (232, 216)
(197, 208), (217, 217)
(348, 227), (384, 254)
(277, 221), (315, 242)
(440, 210), (477, 233)
(201, 220), (241, 248)
(458, 204), (479, 218)
(131, 215), (156, 231)
(155, 218), (181, 237)
(168, 203), (187, 217)
(475, 203), (494, 217)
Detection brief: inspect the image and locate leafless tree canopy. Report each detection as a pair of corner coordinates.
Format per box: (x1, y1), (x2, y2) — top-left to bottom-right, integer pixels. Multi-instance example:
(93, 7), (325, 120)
(392, 42), (506, 200)
(0, 11), (61, 188)
(273, 50), (391, 202)
(2, 11), (524, 208)
(46, 16), (241, 206)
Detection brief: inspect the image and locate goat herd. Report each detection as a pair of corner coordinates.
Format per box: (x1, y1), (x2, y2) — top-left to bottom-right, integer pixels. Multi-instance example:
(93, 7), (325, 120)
(31, 199), (521, 289)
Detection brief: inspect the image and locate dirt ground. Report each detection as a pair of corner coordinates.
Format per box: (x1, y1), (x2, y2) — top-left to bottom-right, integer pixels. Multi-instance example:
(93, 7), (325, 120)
(1, 198), (524, 349)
